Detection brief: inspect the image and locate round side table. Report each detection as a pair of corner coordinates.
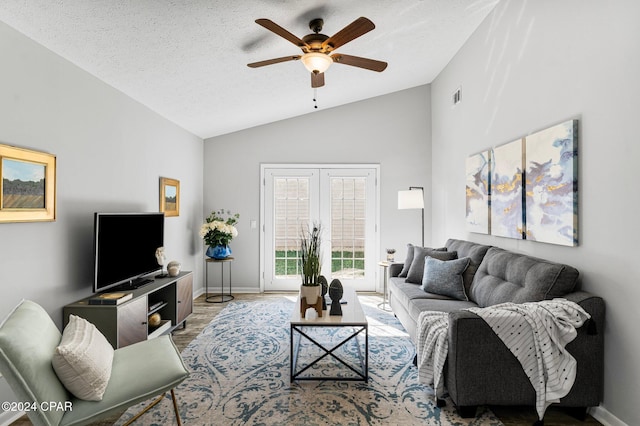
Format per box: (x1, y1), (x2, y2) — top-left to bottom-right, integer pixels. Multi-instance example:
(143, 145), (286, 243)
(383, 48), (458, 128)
(205, 257), (235, 303)
(378, 261), (392, 311)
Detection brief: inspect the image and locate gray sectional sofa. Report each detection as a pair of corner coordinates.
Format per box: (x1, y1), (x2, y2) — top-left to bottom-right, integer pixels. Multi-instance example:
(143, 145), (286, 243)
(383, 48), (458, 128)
(388, 238), (604, 419)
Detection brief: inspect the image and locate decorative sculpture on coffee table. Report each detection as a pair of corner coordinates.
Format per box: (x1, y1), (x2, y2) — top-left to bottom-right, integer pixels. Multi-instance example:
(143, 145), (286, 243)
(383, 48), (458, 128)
(318, 275), (328, 311)
(329, 279), (344, 316)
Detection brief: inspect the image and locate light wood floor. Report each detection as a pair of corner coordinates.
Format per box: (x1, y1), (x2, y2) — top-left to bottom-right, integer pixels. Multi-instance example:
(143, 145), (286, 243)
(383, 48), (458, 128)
(12, 292), (601, 425)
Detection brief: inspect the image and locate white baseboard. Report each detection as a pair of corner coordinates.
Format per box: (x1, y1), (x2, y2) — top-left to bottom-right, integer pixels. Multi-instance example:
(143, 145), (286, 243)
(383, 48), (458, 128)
(590, 405), (629, 426)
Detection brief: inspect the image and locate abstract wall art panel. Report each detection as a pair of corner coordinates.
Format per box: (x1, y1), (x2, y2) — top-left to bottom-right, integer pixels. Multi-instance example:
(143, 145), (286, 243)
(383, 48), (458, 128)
(525, 120), (578, 246)
(490, 139), (524, 240)
(465, 150), (491, 234)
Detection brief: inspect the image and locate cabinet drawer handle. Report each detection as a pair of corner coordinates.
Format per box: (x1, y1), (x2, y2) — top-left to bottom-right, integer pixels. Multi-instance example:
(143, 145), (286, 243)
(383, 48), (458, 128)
(142, 321), (147, 325)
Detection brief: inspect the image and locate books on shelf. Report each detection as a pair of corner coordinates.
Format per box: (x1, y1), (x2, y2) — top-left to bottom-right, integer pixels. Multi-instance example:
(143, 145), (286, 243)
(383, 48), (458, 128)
(148, 301), (166, 312)
(89, 292), (133, 305)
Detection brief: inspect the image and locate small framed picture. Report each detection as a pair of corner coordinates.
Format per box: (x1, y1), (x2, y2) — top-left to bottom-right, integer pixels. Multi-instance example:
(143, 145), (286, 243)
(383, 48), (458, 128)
(159, 177), (180, 217)
(0, 144), (56, 223)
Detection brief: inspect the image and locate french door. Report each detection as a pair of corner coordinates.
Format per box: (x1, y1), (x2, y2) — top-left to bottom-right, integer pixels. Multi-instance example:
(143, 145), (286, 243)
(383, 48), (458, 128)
(262, 166), (378, 292)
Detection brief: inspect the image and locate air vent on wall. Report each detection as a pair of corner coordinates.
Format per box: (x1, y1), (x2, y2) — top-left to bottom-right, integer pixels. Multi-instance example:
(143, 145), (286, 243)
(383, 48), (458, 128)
(452, 87), (462, 106)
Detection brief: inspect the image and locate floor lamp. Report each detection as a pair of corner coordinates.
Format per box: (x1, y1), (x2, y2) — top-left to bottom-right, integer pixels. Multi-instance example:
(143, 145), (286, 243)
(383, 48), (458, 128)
(398, 186), (425, 247)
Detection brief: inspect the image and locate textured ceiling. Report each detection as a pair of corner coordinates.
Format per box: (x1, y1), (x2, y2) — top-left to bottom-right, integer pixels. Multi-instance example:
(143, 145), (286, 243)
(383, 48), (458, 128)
(0, 1), (499, 139)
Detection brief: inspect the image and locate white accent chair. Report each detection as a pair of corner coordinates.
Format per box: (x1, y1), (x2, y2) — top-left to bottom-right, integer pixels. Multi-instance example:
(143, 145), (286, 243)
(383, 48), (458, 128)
(0, 300), (189, 425)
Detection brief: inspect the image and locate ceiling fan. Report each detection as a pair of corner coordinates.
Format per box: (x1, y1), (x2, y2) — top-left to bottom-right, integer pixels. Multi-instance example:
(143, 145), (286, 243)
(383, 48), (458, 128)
(247, 17), (388, 88)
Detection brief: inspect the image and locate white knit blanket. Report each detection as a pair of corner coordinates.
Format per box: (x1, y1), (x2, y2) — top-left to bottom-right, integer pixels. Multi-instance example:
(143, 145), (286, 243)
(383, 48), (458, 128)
(416, 311), (450, 399)
(467, 299), (590, 420)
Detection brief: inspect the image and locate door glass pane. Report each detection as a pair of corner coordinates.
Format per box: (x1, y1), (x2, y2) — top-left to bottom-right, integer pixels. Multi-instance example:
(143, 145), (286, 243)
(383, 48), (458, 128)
(274, 178), (309, 278)
(331, 177), (366, 279)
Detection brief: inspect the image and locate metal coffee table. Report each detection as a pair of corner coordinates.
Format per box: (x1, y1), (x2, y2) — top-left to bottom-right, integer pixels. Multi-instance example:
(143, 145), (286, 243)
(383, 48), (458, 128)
(290, 287), (368, 382)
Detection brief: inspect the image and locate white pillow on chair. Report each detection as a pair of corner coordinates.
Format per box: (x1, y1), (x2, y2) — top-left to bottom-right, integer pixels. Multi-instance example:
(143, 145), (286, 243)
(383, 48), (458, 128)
(52, 314), (114, 401)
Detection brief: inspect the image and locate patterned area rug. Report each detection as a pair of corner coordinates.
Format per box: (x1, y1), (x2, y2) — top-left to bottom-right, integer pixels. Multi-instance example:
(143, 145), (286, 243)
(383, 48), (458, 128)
(117, 298), (502, 425)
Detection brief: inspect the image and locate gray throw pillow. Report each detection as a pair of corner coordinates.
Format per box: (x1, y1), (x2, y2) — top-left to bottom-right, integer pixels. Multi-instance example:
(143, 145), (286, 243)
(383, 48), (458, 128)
(405, 249), (458, 284)
(398, 244), (415, 278)
(399, 244), (448, 278)
(421, 256), (471, 301)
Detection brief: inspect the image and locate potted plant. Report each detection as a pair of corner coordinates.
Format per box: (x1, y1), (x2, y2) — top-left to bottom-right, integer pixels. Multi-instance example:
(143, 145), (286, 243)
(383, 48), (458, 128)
(299, 222), (323, 312)
(200, 209), (239, 259)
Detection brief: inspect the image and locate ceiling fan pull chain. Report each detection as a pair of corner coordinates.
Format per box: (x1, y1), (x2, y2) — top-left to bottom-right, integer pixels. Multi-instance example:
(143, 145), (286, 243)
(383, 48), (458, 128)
(313, 88), (318, 109)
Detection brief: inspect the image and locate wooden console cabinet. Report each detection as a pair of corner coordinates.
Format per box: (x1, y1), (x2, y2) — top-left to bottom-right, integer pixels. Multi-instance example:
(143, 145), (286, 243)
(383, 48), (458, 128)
(63, 271), (193, 348)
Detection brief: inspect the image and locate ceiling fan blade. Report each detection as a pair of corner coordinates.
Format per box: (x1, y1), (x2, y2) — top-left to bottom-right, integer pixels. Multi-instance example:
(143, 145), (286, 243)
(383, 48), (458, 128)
(331, 54), (387, 72)
(311, 72), (325, 88)
(247, 55), (300, 68)
(255, 19), (308, 49)
(322, 17), (375, 52)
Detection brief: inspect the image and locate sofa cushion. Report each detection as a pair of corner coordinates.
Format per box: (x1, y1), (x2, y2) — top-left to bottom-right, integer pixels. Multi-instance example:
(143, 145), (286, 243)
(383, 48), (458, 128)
(445, 239), (492, 297)
(389, 278), (453, 308)
(406, 249), (458, 284)
(399, 244), (446, 278)
(422, 256), (471, 301)
(408, 298), (477, 323)
(470, 247), (580, 307)
(52, 314), (114, 401)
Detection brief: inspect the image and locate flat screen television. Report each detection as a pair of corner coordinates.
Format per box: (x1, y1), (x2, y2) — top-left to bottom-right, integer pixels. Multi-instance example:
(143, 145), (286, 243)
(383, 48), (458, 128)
(93, 212), (165, 293)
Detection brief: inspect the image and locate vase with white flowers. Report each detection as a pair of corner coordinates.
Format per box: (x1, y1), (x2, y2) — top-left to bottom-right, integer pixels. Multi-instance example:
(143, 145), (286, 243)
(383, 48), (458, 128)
(200, 209), (239, 259)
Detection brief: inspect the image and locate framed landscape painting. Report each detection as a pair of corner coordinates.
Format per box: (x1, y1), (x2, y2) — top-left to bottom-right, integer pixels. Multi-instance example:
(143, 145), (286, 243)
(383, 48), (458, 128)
(490, 139), (524, 240)
(160, 177), (180, 217)
(0, 144), (56, 223)
(524, 120), (578, 246)
(465, 150), (491, 234)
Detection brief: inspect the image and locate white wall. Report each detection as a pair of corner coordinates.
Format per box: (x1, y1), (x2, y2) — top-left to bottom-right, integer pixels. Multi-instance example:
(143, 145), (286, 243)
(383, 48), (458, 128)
(0, 21), (204, 418)
(204, 86), (431, 292)
(431, 1), (639, 425)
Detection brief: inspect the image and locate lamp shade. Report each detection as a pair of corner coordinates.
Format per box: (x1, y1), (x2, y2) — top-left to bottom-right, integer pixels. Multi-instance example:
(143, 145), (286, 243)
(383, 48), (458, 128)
(398, 189), (424, 209)
(301, 52), (333, 74)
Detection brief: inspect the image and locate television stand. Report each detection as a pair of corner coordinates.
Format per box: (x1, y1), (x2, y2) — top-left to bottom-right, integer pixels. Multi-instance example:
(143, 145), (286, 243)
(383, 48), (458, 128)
(64, 272), (193, 348)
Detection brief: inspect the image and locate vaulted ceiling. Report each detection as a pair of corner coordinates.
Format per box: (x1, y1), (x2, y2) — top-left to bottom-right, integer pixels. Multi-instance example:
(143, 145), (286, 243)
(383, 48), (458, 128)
(0, 1), (499, 139)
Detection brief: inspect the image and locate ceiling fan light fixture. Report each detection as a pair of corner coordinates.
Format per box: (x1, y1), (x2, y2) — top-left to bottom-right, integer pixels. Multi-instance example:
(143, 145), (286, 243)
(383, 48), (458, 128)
(300, 52), (332, 74)
(249, 17), (385, 89)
